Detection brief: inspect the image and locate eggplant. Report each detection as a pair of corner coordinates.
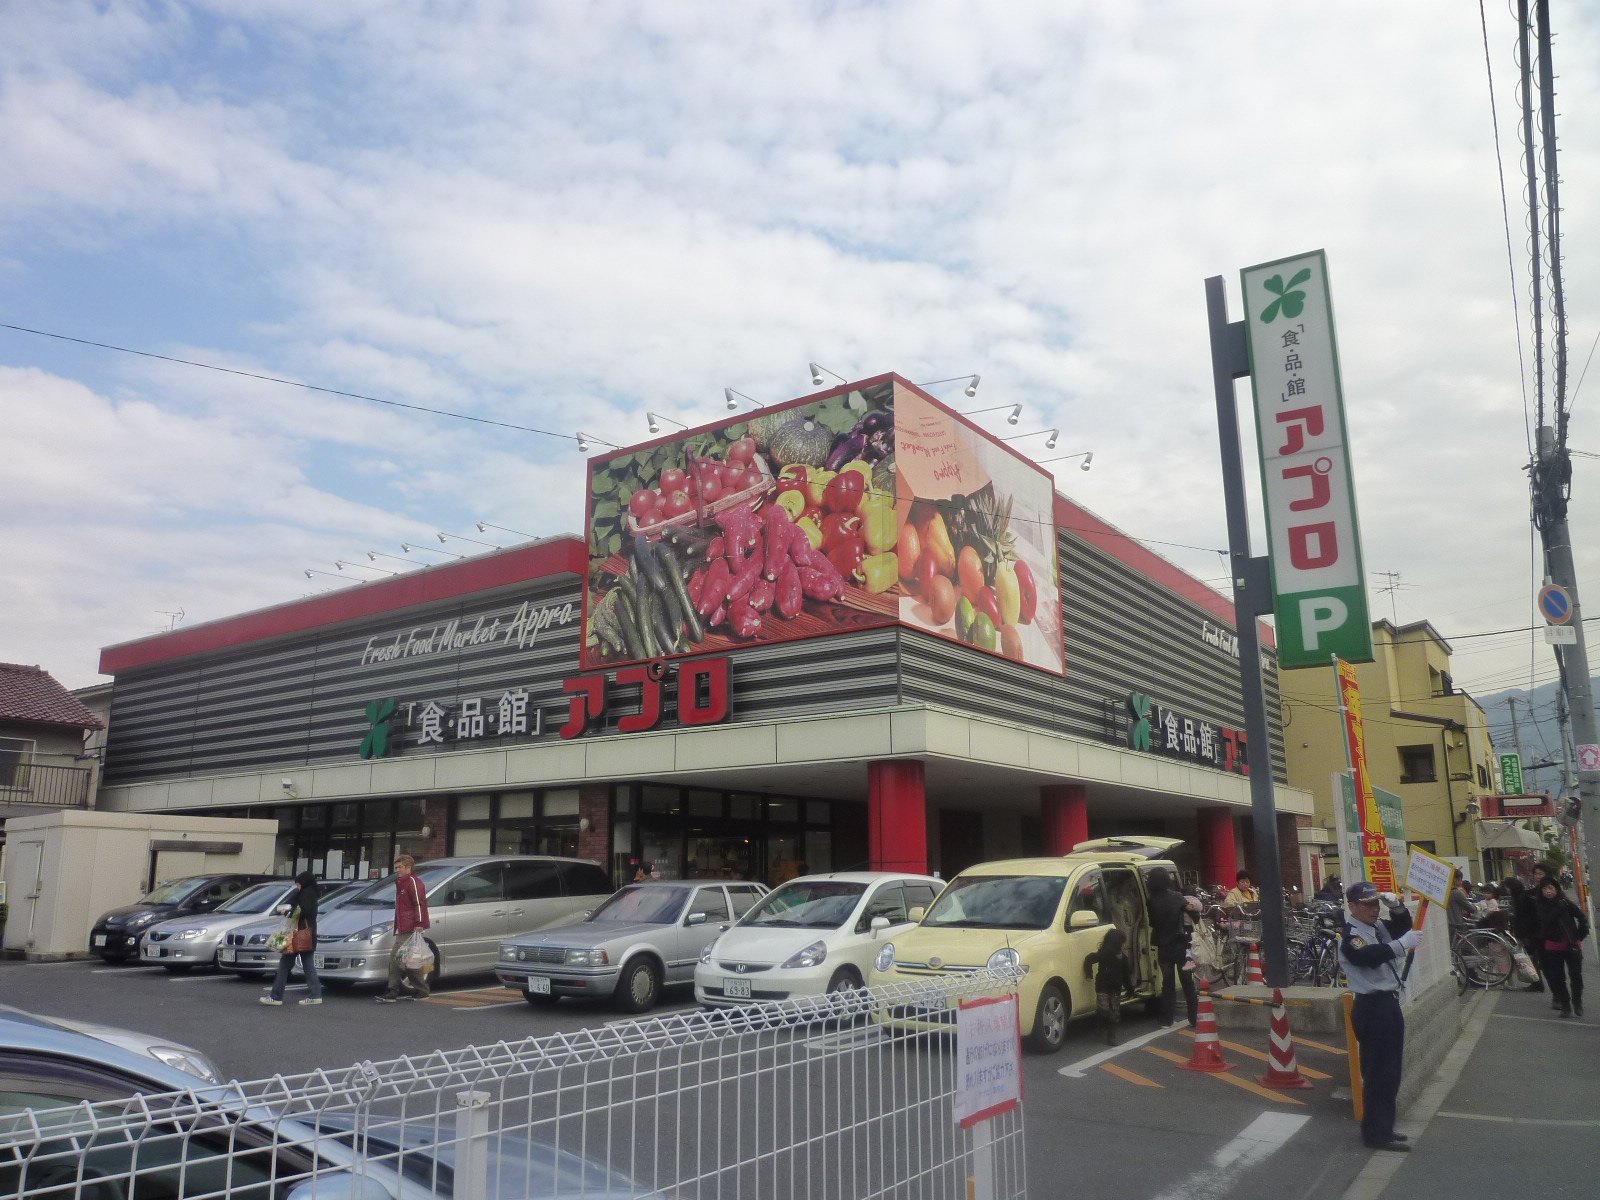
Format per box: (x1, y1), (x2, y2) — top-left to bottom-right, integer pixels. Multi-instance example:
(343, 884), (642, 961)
(860, 409), (893, 435)
(825, 430), (868, 471)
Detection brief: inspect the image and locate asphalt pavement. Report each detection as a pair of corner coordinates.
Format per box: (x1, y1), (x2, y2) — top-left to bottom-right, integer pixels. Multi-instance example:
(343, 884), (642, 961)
(3, 957), (1594, 1198)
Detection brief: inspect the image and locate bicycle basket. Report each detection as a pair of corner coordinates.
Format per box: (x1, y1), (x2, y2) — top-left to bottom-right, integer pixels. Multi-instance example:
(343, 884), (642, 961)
(1228, 915), (1263, 942)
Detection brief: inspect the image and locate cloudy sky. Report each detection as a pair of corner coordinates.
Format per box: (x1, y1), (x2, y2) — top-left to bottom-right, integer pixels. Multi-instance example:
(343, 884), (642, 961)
(4, 1), (1598, 713)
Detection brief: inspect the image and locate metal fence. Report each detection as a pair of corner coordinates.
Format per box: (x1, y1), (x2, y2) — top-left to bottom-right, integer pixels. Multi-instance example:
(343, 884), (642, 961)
(1, 970), (1026, 1200)
(0, 762), (92, 808)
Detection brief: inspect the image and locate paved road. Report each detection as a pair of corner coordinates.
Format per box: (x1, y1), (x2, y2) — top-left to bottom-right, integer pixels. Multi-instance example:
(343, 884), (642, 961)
(5, 958), (1560, 1199)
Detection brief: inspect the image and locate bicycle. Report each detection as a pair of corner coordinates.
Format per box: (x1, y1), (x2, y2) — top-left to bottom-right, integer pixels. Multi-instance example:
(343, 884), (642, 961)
(1451, 925), (1516, 989)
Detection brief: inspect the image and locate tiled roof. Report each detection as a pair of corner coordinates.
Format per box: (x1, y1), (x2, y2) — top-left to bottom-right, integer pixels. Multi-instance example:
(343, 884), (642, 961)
(0, 663), (104, 730)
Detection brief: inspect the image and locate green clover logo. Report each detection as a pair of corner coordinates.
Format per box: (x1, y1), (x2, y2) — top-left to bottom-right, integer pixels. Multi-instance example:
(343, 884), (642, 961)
(359, 698), (398, 760)
(1259, 268), (1311, 323)
(1128, 693), (1153, 752)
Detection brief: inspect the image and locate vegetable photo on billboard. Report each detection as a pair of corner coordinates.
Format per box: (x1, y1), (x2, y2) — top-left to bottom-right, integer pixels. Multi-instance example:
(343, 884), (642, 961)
(582, 382), (901, 668)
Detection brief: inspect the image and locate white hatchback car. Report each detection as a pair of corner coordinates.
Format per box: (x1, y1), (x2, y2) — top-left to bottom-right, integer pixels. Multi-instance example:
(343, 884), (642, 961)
(695, 872), (943, 1005)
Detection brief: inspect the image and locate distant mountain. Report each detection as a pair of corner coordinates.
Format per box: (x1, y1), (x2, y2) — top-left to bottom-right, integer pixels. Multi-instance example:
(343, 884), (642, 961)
(1470, 674), (1600, 796)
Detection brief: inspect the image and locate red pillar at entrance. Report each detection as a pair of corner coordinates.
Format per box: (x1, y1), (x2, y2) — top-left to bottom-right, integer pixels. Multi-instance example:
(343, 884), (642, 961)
(1198, 809), (1238, 889)
(868, 760), (928, 874)
(1040, 785), (1089, 855)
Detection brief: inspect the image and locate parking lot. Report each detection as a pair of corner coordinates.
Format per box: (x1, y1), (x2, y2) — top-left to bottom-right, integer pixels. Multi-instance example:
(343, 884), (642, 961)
(3, 955), (1390, 1199)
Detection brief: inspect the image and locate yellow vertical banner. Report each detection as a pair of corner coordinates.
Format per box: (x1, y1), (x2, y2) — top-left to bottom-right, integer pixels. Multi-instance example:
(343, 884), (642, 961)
(1335, 657), (1397, 892)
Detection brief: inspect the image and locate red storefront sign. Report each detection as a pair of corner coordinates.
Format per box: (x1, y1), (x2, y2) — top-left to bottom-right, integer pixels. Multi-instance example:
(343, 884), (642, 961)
(559, 656), (731, 739)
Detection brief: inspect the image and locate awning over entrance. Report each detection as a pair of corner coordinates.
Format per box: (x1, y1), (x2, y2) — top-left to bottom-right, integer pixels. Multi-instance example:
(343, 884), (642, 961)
(1475, 820), (1545, 851)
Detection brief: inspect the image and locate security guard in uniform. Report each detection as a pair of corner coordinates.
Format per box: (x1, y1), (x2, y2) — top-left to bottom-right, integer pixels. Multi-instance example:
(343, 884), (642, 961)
(1339, 880), (1421, 1152)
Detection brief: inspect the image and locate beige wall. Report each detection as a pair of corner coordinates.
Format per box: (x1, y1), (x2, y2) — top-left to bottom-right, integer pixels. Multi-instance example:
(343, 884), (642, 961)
(1, 810), (277, 960)
(1282, 621), (1493, 864)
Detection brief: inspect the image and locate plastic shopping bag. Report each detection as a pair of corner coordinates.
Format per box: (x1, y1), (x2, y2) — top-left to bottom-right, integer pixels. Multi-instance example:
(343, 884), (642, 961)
(266, 921), (294, 954)
(1513, 947), (1539, 984)
(402, 931), (432, 973)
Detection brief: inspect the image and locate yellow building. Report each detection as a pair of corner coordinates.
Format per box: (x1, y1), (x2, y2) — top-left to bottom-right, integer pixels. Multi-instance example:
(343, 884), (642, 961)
(1279, 620), (1530, 883)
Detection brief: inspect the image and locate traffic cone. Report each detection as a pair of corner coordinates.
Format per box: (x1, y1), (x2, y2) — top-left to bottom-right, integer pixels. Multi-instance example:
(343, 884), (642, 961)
(1245, 943), (1265, 985)
(1259, 987), (1313, 1090)
(1180, 980), (1232, 1073)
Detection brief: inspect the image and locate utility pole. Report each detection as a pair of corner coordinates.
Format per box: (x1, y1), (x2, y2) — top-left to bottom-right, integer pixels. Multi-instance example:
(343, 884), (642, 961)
(1508, 697), (1526, 774)
(1521, 0), (1597, 908)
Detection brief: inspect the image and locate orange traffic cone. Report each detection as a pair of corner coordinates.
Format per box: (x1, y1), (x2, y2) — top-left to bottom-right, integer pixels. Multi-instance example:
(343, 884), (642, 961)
(1180, 980), (1232, 1073)
(1259, 987), (1313, 1090)
(1245, 943), (1265, 985)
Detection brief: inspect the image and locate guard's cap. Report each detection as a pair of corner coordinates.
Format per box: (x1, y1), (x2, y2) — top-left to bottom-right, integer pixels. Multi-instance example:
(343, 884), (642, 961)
(1345, 881), (1380, 904)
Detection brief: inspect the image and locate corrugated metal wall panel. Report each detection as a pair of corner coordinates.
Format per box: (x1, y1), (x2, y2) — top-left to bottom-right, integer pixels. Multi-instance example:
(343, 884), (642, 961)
(103, 526), (1287, 786)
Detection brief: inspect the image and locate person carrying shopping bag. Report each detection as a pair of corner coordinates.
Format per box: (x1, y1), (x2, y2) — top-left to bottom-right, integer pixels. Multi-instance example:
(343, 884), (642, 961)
(260, 872), (322, 1007)
(377, 854), (432, 1003)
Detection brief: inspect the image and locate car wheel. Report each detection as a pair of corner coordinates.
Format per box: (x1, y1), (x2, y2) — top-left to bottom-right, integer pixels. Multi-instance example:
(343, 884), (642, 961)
(1026, 982), (1070, 1054)
(615, 958), (662, 1013)
(826, 967), (863, 994)
(162, 963), (193, 974)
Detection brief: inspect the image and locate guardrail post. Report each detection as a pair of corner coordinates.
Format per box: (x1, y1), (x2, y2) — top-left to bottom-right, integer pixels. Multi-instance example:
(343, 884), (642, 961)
(967, 1119), (996, 1200)
(454, 1089), (492, 1200)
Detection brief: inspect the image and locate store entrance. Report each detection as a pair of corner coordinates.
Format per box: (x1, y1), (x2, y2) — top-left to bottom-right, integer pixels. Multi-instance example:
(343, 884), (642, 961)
(685, 822), (756, 881)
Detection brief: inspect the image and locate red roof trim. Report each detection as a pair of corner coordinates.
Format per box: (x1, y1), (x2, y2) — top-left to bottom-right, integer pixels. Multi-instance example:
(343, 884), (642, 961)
(1053, 495), (1275, 649)
(99, 537), (587, 675)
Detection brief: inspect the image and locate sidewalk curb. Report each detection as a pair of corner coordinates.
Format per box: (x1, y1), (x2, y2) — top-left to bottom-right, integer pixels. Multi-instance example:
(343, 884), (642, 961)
(1337, 989), (1499, 1200)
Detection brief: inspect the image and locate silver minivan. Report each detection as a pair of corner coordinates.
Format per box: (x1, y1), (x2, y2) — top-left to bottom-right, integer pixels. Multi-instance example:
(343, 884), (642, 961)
(312, 856), (615, 985)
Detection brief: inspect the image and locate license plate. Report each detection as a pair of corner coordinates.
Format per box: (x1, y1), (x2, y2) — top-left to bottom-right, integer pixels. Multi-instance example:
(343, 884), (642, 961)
(724, 977), (752, 999)
(526, 976), (551, 995)
(93, 935), (107, 947)
(313, 956), (325, 969)
(219, 948), (235, 963)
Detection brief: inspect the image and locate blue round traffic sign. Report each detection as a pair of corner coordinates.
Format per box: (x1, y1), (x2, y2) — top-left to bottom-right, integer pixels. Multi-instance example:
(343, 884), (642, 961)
(1538, 583), (1573, 624)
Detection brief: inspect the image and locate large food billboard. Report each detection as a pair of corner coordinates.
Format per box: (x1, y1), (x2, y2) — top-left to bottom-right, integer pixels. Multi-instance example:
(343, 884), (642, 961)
(582, 375), (1064, 675)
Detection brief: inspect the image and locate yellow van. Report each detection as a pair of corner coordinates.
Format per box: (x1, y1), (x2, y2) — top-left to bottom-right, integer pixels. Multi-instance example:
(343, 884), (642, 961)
(868, 837), (1183, 1052)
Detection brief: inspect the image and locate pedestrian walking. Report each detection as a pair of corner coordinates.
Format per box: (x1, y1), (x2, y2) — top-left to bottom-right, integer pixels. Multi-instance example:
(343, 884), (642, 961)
(260, 871), (322, 1007)
(1083, 927), (1135, 1045)
(1147, 868), (1198, 1027)
(376, 854), (432, 1003)
(1339, 881), (1421, 1152)
(1501, 877), (1544, 992)
(1531, 878), (1588, 1018)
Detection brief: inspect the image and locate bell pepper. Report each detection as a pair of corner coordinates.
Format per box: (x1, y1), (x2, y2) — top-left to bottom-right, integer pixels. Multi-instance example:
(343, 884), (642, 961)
(805, 468), (836, 508)
(861, 551), (899, 594)
(822, 470), (864, 513)
(859, 497), (898, 555)
(839, 459), (874, 486)
(796, 515), (824, 551)
(820, 511), (862, 550)
(774, 488), (807, 520)
(827, 536), (866, 583)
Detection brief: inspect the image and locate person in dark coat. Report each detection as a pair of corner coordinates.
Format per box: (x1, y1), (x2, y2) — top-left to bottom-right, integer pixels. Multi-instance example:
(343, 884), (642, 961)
(1501, 876), (1543, 992)
(1083, 927), (1135, 1044)
(261, 871), (322, 1007)
(1531, 879), (1589, 1018)
(1147, 868), (1198, 1028)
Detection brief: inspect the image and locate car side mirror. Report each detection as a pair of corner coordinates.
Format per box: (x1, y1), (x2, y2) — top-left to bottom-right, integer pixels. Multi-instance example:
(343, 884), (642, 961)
(1069, 910), (1102, 930)
(907, 906), (926, 923)
(276, 905), (292, 916)
(870, 916), (891, 937)
(686, 912), (707, 926)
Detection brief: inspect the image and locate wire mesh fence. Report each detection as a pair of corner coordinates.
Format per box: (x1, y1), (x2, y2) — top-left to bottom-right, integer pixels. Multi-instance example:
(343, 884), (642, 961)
(1, 970), (1026, 1200)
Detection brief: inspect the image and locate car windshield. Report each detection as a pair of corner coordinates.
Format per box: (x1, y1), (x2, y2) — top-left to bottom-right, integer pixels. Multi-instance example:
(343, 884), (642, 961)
(587, 886), (688, 924)
(137, 878), (212, 906)
(216, 884), (287, 914)
(921, 875), (1068, 930)
(741, 880), (867, 929)
(343, 864), (457, 906)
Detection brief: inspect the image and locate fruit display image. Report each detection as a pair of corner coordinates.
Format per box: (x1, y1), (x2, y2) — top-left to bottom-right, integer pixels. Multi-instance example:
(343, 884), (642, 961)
(583, 383), (902, 667)
(894, 384), (1064, 674)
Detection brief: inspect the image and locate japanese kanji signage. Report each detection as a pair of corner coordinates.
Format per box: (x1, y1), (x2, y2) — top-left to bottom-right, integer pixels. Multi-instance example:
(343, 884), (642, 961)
(953, 994), (1022, 1128)
(1126, 692), (1248, 775)
(1240, 251), (1373, 668)
(1498, 752), (1524, 794)
(1335, 657), (1396, 892)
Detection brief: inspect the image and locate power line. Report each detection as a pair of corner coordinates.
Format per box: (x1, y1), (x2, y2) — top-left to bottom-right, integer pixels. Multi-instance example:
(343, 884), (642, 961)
(0, 320), (616, 449)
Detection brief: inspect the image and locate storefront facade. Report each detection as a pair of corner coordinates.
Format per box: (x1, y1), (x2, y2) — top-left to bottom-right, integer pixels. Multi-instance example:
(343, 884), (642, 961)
(95, 375), (1311, 888)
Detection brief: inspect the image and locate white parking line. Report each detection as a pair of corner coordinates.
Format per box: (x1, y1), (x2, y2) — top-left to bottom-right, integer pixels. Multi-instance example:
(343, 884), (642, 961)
(603, 1004), (698, 1027)
(163, 972), (237, 982)
(1056, 1024), (1182, 1077)
(1150, 1112), (1309, 1200)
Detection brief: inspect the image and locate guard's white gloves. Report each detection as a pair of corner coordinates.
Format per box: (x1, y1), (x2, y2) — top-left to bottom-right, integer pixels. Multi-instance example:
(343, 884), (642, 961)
(1395, 930), (1421, 952)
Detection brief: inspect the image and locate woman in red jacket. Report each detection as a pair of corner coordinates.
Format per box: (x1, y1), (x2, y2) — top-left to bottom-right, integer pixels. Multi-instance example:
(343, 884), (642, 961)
(376, 854), (432, 1003)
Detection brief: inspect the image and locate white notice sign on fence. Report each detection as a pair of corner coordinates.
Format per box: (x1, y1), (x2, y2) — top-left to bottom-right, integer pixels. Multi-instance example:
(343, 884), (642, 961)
(954, 994), (1022, 1128)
